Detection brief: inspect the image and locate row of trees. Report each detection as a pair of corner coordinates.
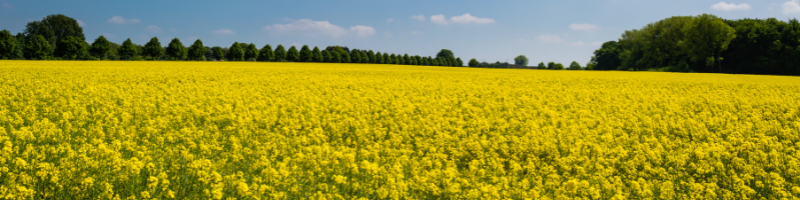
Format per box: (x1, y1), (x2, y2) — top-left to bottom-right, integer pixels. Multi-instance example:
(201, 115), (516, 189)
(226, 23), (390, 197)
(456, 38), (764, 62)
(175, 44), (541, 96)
(465, 55), (589, 70)
(1, 14), (467, 67)
(590, 13), (800, 75)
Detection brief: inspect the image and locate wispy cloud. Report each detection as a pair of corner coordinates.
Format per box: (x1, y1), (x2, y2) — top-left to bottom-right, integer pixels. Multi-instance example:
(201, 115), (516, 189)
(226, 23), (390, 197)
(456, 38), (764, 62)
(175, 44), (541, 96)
(263, 19), (376, 37)
(411, 15), (426, 22)
(569, 23), (598, 31)
(711, 2), (752, 11)
(211, 29), (235, 35)
(450, 13), (495, 24)
(783, 0), (800, 14)
(431, 14), (448, 25)
(77, 20), (86, 27)
(145, 25), (163, 33)
(108, 16), (140, 24)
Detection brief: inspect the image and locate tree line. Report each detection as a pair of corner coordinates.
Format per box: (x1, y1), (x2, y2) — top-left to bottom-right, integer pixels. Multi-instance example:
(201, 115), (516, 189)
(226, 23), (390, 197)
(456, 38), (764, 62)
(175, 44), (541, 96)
(0, 14), (466, 67)
(590, 13), (800, 75)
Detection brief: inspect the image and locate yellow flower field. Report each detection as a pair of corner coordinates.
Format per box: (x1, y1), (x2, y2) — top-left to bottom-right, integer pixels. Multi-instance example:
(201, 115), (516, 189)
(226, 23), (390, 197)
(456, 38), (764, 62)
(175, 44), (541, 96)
(2, 61), (800, 199)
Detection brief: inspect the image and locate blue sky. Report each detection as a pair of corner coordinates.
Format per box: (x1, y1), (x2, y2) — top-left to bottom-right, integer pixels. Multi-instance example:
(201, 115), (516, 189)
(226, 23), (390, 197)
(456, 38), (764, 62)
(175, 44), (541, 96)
(2, 0), (800, 65)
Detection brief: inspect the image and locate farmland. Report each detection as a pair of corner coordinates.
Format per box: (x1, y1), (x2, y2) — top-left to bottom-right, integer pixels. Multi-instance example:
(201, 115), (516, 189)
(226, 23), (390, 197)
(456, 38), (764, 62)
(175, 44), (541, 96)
(2, 61), (800, 199)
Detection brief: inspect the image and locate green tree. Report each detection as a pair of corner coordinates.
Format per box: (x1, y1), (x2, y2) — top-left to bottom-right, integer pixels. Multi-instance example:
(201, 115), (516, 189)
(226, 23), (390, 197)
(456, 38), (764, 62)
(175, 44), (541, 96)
(273, 45), (287, 61)
(54, 36), (88, 60)
(312, 46), (322, 62)
(24, 35), (53, 60)
(591, 41), (622, 70)
(375, 51), (383, 64)
(90, 35), (112, 59)
(287, 46), (299, 61)
(227, 42), (244, 61)
(537, 62), (546, 69)
(351, 50), (362, 63)
(436, 49), (455, 60)
(387, 53), (395, 64)
(23, 14), (85, 52)
(330, 50), (341, 63)
(360, 51), (369, 63)
(211, 46), (224, 61)
(321, 50), (331, 62)
(568, 61), (583, 70)
(245, 43), (258, 61)
(299, 45), (312, 62)
(188, 39), (206, 61)
(341, 50), (351, 63)
(258, 44), (274, 61)
(514, 55), (529, 66)
(468, 58), (479, 67)
(143, 37), (163, 60)
(117, 38), (137, 60)
(402, 54), (410, 65)
(554, 63), (565, 70)
(367, 50), (376, 63)
(681, 14), (736, 73)
(547, 62), (555, 69)
(455, 57), (464, 66)
(1, 30), (20, 59)
(166, 38), (186, 61)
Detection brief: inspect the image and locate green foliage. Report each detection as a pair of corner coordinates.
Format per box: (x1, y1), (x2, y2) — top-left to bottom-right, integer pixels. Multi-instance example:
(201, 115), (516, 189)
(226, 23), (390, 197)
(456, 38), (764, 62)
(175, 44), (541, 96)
(245, 43), (258, 61)
(1, 30), (19, 59)
(537, 62), (546, 69)
(227, 42), (245, 61)
(367, 50), (375, 63)
(143, 37), (163, 60)
(274, 45), (287, 61)
(118, 38), (138, 60)
(90, 35), (112, 59)
(591, 41), (622, 70)
(436, 49), (455, 60)
(188, 39), (206, 61)
(330, 50), (341, 63)
(321, 50), (331, 62)
(341, 50), (351, 63)
(547, 62), (555, 70)
(312, 46), (322, 62)
(300, 45), (313, 62)
(554, 63), (565, 70)
(23, 14), (85, 51)
(212, 46), (224, 61)
(351, 49), (362, 63)
(374, 52), (383, 64)
(54, 36), (89, 60)
(514, 55), (529, 66)
(569, 61), (582, 70)
(456, 57), (464, 66)
(24, 35), (53, 60)
(681, 14), (736, 73)
(468, 58), (479, 67)
(258, 44), (274, 62)
(287, 46), (300, 61)
(166, 38), (187, 61)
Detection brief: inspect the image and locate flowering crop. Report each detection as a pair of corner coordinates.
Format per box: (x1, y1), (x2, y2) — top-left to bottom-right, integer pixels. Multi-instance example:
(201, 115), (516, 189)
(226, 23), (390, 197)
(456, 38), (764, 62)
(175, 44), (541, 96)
(2, 61), (800, 199)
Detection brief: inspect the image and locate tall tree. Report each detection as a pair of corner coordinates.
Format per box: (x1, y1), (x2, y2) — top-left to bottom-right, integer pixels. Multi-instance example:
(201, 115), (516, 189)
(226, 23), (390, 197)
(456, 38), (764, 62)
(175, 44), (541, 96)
(188, 39), (206, 61)
(311, 46), (322, 62)
(166, 38), (186, 61)
(287, 46), (300, 61)
(456, 57), (464, 66)
(403, 54), (410, 65)
(274, 45), (287, 61)
(228, 42), (244, 61)
(211, 46), (224, 61)
(90, 35), (112, 59)
(351, 49), (362, 63)
(568, 61), (583, 70)
(436, 49), (455, 60)
(681, 14), (736, 73)
(321, 50), (331, 62)
(367, 50), (376, 63)
(143, 37), (163, 60)
(330, 50), (341, 63)
(547, 62), (555, 69)
(258, 44), (274, 61)
(54, 36), (88, 60)
(0, 30), (19, 59)
(299, 45), (313, 62)
(468, 58), (479, 67)
(24, 35), (53, 60)
(23, 14), (85, 52)
(514, 55), (529, 66)
(341, 50), (351, 63)
(245, 43), (258, 61)
(374, 51), (383, 64)
(591, 41), (622, 70)
(118, 38), (137, 60)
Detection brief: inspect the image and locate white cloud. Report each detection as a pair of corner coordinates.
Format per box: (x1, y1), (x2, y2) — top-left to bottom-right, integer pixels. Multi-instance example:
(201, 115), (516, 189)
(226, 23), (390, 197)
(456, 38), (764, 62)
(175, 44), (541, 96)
(411, 15), (426, 22)
(450, 13), (495, 24)
(569, 23), (598, 31)
(263, 19), (375, 37)
(430, 14), (449, 25)
(77, 20), (86, 27)
(350, 25), (376, 36)
(211, 29), (235, 35)
(411, 31), (423, 35)
(386, 18), (394, 22)
(535, 35), (563, 43)
(145, 25), (163, 33)
(783, 0), (800, 14)
(108, 16), (140, 24)
(711, 2), (752, 11)
(567, 41), (585, 46)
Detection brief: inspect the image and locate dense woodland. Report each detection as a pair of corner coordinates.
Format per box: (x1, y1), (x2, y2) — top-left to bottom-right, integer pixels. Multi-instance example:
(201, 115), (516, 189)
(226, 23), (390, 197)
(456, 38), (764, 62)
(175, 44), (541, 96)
(591, 14), (800, 75)
(0, 14), (466, 67)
